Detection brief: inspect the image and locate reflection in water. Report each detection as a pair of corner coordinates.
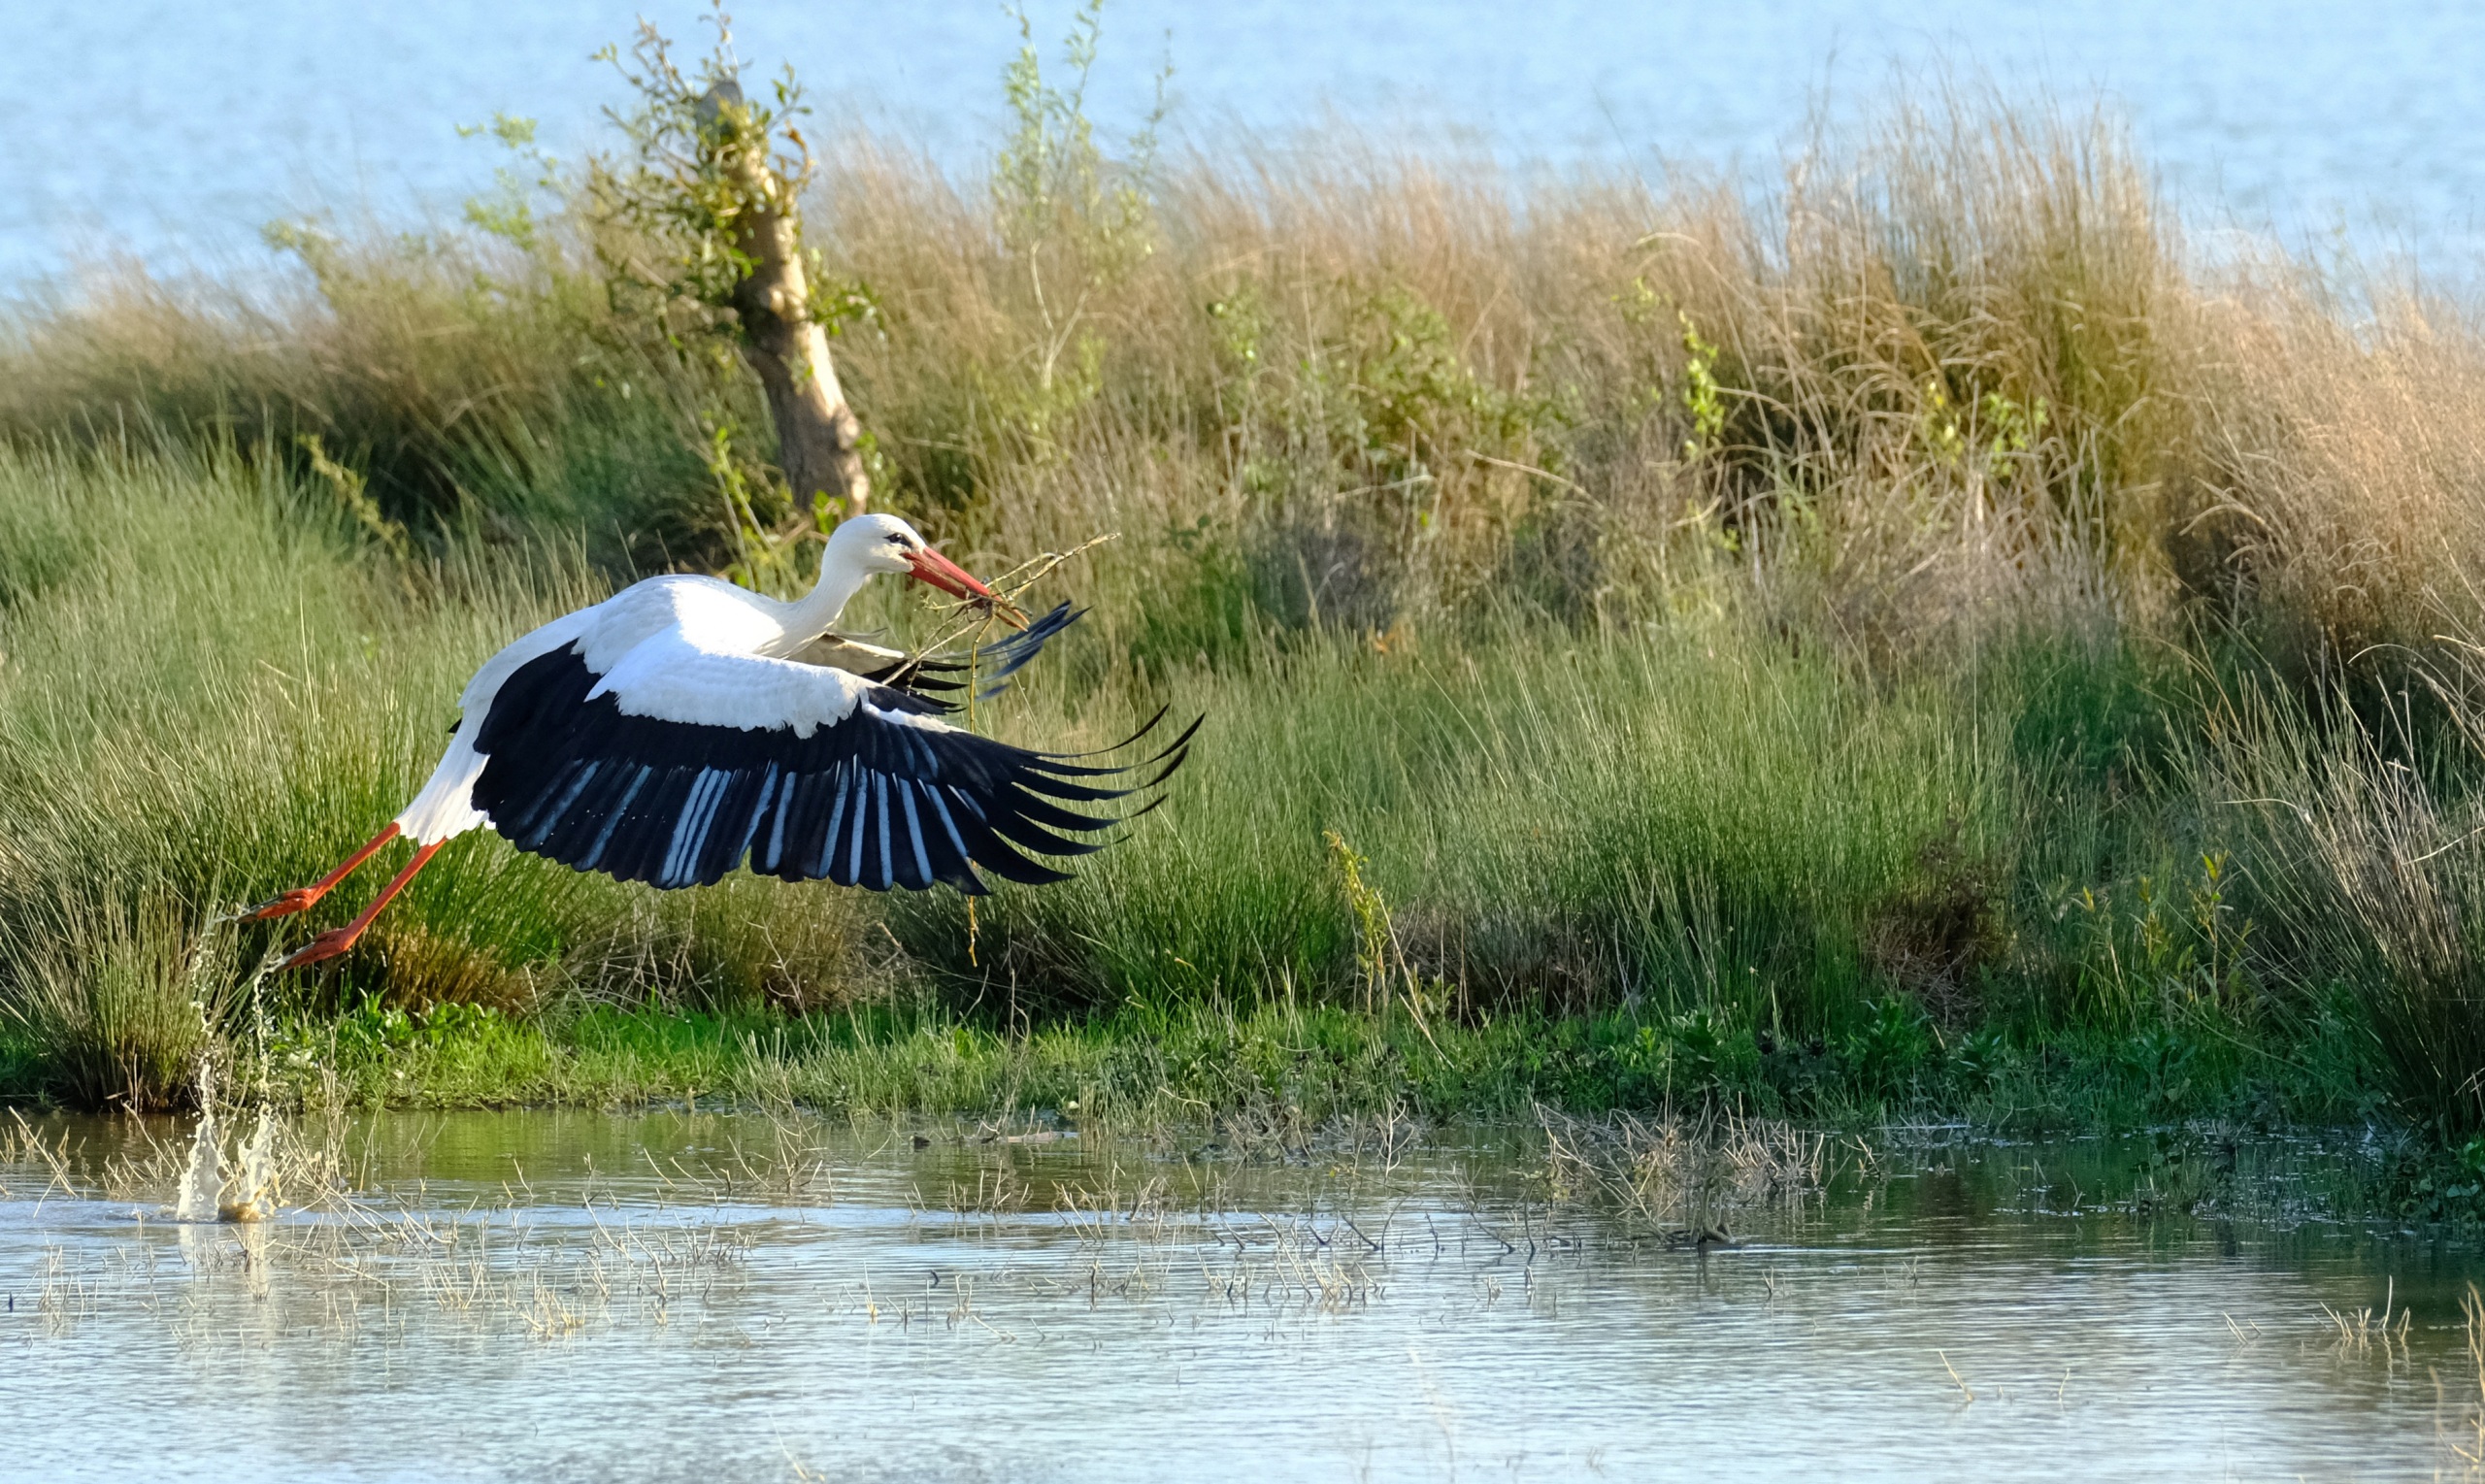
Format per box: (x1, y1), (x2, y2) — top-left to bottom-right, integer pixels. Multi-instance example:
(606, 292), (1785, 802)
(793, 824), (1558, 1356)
(0, 1110), (2477, 1482)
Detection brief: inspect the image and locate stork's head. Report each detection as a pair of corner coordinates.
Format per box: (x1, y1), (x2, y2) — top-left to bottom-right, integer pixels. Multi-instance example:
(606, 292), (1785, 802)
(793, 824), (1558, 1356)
(823, 513), (999, 604)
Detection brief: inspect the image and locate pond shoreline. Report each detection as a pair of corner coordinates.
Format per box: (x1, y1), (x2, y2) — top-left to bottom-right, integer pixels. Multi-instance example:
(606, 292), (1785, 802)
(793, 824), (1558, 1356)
(12, 996), (2468, 1232)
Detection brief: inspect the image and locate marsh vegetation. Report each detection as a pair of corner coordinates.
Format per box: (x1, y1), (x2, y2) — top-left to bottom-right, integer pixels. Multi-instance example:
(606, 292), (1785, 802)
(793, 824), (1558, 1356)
(2, 12), (2485, 1195)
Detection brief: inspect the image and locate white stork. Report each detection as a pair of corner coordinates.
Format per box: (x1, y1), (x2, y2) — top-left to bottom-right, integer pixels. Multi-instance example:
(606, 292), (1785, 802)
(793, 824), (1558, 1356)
(246, 513), (1192, 971)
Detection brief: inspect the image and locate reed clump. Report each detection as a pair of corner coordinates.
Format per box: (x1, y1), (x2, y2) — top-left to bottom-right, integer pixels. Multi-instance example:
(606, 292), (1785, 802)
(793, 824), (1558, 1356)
(7, 58), (2477, 664)
(11, 84), (2472, 663)
(2214, 649), (2485, 1144)
(0, 895), (226, 1111)
(0, 229), (744, 569)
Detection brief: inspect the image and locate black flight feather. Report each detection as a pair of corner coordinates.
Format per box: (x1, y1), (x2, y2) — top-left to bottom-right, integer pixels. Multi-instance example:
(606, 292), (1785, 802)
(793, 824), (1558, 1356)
(468, 643), (1184, 895)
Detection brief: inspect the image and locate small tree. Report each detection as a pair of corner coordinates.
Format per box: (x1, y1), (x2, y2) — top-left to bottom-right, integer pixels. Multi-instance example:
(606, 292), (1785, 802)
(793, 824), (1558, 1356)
(591, 11), (872, 521)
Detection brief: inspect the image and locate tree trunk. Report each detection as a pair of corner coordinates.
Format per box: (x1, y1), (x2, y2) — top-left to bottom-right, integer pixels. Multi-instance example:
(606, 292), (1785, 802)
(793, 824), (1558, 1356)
(718, 135), (870, 512)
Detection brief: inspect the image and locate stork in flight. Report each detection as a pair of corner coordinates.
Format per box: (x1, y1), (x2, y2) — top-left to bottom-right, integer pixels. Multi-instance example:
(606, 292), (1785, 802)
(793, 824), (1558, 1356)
(246, 514), (1193, 971)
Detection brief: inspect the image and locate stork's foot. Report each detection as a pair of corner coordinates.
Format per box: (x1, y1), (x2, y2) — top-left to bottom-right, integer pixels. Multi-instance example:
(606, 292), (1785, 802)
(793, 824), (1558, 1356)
(278, 927), (364, 973)
(247, 824), (402, 923)
(243, 887), (323, 922)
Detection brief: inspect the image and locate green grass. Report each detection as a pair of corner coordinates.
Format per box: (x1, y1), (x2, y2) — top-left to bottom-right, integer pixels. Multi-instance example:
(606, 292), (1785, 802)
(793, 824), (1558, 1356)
(0, 441), (2376, 1132)
(213, 993), (2362, 1135)
(897, 621), (2002, 1026)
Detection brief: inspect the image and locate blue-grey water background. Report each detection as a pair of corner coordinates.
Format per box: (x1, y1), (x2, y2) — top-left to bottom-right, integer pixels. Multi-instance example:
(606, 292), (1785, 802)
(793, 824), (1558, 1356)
(2, 0), (2482, 288)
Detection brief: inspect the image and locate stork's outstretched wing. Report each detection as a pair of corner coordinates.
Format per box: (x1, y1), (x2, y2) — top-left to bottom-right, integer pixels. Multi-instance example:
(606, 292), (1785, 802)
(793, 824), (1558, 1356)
(469, 627), (1190, 894)
(785, 603), (1081, 707)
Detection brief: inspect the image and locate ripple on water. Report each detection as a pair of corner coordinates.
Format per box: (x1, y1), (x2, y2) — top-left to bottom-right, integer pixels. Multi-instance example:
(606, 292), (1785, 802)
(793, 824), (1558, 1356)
(0, 1112), (2473, 1482)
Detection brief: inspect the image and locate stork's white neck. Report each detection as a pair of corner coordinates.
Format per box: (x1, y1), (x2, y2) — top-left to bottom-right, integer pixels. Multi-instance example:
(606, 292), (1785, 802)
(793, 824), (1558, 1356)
(768, 549), (878, 649)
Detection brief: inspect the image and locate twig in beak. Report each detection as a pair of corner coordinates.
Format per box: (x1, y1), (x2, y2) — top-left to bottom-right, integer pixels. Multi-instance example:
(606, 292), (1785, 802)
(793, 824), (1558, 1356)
(907, 546), (1028, 629)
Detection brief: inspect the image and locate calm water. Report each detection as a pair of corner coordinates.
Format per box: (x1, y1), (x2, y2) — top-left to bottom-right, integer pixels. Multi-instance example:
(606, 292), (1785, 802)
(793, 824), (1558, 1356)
(4, 1), (2485, 287)
(0, 1110), (2477, 1481)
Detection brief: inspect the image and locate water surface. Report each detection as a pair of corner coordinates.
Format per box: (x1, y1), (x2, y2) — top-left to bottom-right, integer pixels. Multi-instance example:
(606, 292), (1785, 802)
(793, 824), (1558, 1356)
(4, 1), (2484, 284)
(0, 1111), (2474, 1481)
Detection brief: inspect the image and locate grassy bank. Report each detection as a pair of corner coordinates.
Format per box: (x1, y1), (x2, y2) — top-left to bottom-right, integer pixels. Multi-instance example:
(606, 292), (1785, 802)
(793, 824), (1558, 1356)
(3, 33), (2484, 1150)
(223, 994), (2364, 1137)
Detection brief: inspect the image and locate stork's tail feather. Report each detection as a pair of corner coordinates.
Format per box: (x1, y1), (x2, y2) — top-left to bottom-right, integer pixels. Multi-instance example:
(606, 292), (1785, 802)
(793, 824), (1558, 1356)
(969, 602), (1081, 698)
(863, 603), (1083, 703)
(392, 724), (494, 844)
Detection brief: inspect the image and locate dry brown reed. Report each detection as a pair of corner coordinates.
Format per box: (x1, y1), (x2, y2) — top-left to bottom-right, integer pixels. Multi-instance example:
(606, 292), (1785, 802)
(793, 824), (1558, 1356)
(2184, 273), (2485, 662)
(796, 96), (2485, 671)
(791, 92), (2398, 663)
(13, 90), (2471, 663)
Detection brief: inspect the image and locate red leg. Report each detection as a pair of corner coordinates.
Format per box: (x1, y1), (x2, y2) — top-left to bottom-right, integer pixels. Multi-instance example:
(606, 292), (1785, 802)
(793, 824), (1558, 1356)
(245, 822), (402, 921)
(278, 840), (444, 972)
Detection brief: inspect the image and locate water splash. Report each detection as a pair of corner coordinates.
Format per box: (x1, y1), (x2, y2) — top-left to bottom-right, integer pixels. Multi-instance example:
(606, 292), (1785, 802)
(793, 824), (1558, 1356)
(172, 1059), (219, 1222)
(222, 1107), (279, 1223)
(170, 1057), (281, 1223)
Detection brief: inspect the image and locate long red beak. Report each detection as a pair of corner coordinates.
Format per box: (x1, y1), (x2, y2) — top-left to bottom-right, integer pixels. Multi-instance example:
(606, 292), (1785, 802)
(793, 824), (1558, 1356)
(907, 546), (1026, 628)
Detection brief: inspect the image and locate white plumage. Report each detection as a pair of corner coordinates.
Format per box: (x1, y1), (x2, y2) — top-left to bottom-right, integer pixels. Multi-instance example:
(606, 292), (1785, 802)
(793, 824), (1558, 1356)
(248, 514), (1188, 971)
